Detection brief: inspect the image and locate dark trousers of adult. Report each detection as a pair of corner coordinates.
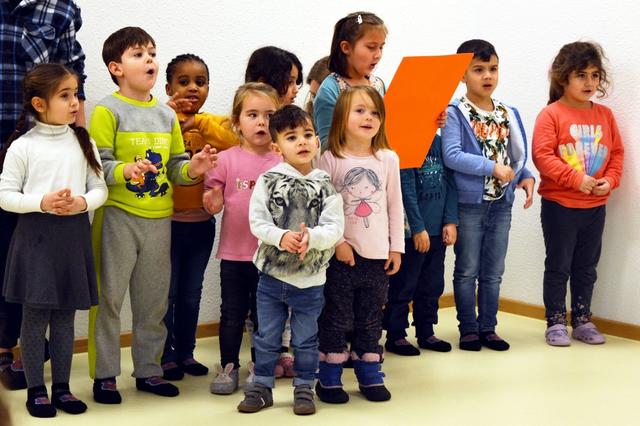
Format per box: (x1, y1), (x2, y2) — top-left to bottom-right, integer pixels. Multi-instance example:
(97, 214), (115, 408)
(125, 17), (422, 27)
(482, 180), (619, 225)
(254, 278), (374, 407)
(218, 260), (259, 369)
(319, 254), (388, 357)
(0, 209), (19, 350)
(383, 236), (446, 341)
(541, 199), (605, 327)
(162, 218), (215, 365)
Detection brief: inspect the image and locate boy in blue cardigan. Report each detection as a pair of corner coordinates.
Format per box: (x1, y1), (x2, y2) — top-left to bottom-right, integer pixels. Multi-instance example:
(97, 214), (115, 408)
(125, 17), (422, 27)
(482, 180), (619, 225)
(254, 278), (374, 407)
(383, 134), (458, 355)
(442, 39), (534, 351)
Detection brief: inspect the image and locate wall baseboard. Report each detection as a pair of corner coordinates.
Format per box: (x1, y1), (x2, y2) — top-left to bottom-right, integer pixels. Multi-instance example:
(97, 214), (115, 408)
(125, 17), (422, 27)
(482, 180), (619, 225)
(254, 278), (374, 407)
(16, 297), (637, 357)
(440, 293), (640, 341)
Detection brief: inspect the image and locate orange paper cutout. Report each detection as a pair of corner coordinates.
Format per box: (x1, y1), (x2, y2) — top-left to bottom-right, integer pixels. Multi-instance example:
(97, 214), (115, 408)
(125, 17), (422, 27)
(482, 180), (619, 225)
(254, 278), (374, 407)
(385, 54), (473, 169)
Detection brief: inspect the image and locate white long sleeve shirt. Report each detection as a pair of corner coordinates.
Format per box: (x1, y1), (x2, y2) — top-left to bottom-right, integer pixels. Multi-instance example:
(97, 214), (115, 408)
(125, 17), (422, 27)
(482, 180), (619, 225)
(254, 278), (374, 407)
(0, 121), (107, 213)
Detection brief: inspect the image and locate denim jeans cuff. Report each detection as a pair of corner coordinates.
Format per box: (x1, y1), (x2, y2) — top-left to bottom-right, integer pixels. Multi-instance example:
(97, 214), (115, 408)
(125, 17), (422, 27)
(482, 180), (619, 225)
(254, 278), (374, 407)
(292, 377), (315, 388)
(254, 374), (275, 389)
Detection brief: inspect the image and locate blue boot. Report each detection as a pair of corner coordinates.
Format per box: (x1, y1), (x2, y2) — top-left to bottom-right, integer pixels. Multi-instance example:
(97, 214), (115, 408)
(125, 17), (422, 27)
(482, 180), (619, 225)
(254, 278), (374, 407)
(315, 361), (349, 404)
(353, 360), (391, 402)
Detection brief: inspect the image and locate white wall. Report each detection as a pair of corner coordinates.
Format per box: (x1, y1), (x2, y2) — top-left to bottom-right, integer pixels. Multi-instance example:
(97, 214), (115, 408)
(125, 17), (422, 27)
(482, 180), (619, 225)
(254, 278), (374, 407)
(72, 0), (640, 337)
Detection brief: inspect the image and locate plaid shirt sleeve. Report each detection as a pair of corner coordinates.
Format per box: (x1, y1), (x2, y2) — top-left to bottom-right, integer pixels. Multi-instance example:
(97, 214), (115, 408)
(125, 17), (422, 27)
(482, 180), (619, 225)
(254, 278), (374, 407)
(20, 0), (87, 99)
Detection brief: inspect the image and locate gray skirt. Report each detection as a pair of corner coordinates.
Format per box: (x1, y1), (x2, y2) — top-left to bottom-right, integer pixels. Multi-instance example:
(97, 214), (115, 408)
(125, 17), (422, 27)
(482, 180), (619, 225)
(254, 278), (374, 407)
(2, 212), (98, 310)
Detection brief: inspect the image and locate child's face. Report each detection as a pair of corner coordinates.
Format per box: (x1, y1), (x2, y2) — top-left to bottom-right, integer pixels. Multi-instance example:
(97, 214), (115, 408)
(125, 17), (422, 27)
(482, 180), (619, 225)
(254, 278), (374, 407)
(345, 92), (381, 144)
(462, 55), (499, 103)
(237, 94), (276, 150)
(34, 75), (79, 125)
(341, 27), (386, 80)
(347, 176), (377, 199)
(280, 64), (300, 106)
(561, 65), (601, 108)
(110, 42), (158, 99)
(165, 60), (209, 114)
(275, 120), (318, 174)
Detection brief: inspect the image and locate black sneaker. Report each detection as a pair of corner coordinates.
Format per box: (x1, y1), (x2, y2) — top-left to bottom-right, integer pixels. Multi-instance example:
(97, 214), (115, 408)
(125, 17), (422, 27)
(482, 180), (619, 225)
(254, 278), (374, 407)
(162, 362), (184, 381)
(93, 378), (122, 404)
(384, 338), (420, 356)
(180, 358), (209, 376)
(418, 335), (452, 352)
(26, 386), (56, 418)
(237, 382), (273, 413)
(0, 359), (27, 390)
(52, 390), (87, 414)
(136, 376), (179, 397)
(459, 333), (481, 351)
(480, 331), (510, 351)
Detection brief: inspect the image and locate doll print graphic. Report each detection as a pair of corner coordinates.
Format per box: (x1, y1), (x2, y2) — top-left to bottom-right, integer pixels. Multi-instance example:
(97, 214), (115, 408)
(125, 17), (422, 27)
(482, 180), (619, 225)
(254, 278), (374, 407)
(340, 167), (383, 228)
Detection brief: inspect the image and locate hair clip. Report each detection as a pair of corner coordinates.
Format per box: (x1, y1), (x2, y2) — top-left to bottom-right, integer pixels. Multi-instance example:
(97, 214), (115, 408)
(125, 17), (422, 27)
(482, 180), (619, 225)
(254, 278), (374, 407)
(357, 14), (363, 24)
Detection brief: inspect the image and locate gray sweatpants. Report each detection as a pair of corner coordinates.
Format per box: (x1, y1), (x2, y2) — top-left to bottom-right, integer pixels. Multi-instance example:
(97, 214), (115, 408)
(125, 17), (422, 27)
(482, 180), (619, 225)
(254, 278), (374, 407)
(89, 207), (171, 379)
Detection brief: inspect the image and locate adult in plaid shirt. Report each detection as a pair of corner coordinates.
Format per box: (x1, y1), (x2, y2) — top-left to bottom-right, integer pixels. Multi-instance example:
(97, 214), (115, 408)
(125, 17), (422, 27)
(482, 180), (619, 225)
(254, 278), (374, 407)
(0, 0), (86, 390)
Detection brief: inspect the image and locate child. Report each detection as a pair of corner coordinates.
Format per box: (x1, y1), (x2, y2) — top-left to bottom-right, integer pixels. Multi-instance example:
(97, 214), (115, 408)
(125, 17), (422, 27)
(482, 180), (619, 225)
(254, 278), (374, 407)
(204, 83), (281, 395)
(88, 27), (217, 403)
(161, 53), (238, 381)
(382, 134), (458, 355)
(244, 45), (304, 377)
(442, 39), (535, 351)
(0, 64), (107, 417)
(313, 11), (387, 148)
(237, 105), (344, 415)
(0, 0), (87, 392)
(532, 41), (623, 346)
(245, 46), (302, 106)
(304, 56), (330, 116)
(316, 86), (403, 403)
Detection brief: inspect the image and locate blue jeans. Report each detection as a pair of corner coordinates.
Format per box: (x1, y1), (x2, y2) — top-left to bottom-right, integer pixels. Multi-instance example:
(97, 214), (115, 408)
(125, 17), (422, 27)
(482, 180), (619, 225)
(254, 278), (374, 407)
(453, 199), (512, 335)
(162, 218), (215, 364)
(253, 274), (324, 388)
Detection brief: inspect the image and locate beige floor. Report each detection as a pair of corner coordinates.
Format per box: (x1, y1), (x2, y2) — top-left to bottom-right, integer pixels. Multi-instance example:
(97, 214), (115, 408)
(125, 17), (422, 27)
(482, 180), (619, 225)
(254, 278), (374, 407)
(2, 308), (639, 426)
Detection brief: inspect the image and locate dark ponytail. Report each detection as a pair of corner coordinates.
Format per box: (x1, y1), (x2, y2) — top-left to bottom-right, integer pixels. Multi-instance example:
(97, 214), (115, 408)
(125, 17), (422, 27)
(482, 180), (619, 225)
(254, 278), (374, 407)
(71, 124), (102, 176)
(0, 109), (30, 172)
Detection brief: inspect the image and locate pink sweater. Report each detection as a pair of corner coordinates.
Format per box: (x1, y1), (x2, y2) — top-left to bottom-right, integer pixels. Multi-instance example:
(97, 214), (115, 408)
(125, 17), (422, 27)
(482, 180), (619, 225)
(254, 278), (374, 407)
(205, 146), (281, 261)
(319, 149), (404, 259)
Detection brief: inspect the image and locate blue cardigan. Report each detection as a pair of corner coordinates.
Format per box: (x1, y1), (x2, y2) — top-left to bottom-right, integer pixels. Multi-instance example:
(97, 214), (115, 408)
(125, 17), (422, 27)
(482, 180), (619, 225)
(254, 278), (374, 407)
(402, 134), (458, 238)
(441, 98), (533, 205)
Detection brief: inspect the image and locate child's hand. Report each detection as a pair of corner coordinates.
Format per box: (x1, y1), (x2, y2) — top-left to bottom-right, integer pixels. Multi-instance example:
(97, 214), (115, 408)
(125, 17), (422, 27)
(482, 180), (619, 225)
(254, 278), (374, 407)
(516, 177), (535, 209)
(384, 251), (402, 276)
(492, 164), (515, 184)
(41, 188), (72, 214)
(188, 144), (217, 178)
(335, 241), (355, 266)
(56, 196), (88, 215)
(591, 178), (611, 196)
(436, 110), (448, 128)
(442, 224), (457, 246)
(167, 92), (193, 113)
(579, 174), (597, 194)
(180, 115), (196, 133)
(412, 230), (430, 253)
(280, 231), (302, 254)
(203, 187), (224, 214)
(297, 223), (310, 261)
(124, 159), (157, 180)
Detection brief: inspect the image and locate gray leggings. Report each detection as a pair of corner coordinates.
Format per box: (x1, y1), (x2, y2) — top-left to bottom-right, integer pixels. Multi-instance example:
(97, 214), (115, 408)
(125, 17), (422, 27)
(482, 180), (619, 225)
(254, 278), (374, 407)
(21, 305), (75, 388)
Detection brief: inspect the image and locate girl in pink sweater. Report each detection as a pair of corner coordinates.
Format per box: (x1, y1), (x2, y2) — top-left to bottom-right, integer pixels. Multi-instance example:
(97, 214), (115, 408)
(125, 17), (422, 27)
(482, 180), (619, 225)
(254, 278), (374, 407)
(317, 86), (403, 403)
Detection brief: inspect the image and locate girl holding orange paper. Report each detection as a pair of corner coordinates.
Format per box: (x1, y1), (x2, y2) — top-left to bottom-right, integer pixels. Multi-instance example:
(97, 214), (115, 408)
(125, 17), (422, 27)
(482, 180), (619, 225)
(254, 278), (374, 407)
(532, 41), (624, 347)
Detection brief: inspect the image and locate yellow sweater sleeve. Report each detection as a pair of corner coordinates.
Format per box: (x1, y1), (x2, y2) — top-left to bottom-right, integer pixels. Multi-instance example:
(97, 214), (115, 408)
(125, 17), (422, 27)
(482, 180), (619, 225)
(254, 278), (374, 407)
(194, 113), (240, 151)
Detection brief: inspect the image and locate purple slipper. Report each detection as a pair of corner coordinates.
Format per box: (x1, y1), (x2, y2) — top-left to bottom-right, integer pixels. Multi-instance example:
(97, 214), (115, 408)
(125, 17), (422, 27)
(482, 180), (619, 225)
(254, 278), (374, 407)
(572, 322), (605, 344)
(545, 324), (570, 346)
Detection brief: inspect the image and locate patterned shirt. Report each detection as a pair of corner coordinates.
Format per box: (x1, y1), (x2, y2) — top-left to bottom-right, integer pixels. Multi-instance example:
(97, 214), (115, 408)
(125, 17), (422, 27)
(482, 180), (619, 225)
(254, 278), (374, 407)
(459, 95), (511, 200)
(0, 0), (86, 147)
